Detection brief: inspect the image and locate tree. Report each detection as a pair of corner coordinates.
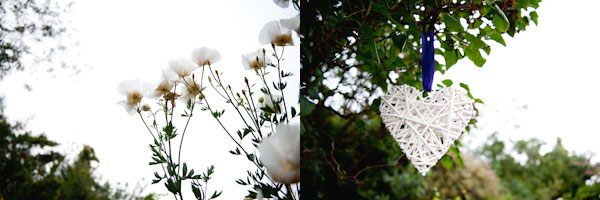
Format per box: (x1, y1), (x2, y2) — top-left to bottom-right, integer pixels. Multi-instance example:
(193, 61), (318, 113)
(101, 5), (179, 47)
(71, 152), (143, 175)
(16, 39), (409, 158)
(0, 0), (73, 78)
(478, 134), (600, 200)
(0, 100), (156, 200)
(300, 0), (540, 198)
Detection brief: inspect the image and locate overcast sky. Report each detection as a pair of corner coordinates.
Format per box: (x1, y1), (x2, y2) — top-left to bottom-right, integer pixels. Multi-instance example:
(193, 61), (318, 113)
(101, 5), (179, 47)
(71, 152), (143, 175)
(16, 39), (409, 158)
(0, 0), (299, 199)
(436, 0), (600, 161)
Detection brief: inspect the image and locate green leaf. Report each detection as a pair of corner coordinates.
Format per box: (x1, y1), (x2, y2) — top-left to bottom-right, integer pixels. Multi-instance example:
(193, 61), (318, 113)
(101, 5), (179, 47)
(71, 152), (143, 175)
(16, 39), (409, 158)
(530, 11), (538, 25)
(192, 184), (203, 199)
(356, 120), (366, 132)
(464, 46), (486, 67)
(359, 24), (376, 58)
(483, 46), (491, 55)
(188, 169), (195, 178)
(370, 2), (402, 26)
(300, 96), (315, 117)
(455, 153), (464, 167)
(165, 179), (178, 194)
(391, 33), (407, 52)
(492, 4), (510, 33)
(443, 49), (458, 67)
(489, 32), (506, 46)
(441, 79), (453, 87)
(459, 83), (470, 92)
(182, 163), (188, 177)
(247, 153), (254, 161)
(440, 155), (454, 169)
(443, 13), (463, 32)
(211, 191), (223, 199)
(460, 83), (475, 99)
(464, 33), (486, 49)
(516, 0), (530, 8)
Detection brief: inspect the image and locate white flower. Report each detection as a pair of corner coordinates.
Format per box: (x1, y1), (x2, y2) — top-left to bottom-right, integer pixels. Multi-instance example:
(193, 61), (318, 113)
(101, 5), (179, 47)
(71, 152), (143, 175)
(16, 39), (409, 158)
(117, 79), (148, 115)
(259, 94), (282, 114)
(169, 58), (196, 79)
(151, 69), (178, 98)
(180, 76), (203, 103)
(242, 49), (272, 71)
(259, 21), (294, 46)
(272, 0), (289, 8)
(191, 47), (221, 66)
(258, 123), (300, 184)
(280, 14), (299, 34)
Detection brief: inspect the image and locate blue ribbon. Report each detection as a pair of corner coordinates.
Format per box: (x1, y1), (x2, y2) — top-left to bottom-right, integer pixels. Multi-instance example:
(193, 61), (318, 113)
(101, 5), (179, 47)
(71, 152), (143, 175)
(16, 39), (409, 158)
(421, 26), (435, 92)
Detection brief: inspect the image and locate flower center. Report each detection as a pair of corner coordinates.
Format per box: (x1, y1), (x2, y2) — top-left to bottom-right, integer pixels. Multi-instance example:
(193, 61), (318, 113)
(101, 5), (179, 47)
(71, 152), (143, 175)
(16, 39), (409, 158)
(250, 59), (265, 70)
(127, 91), (142, 105)
(274, 34), (292, 46)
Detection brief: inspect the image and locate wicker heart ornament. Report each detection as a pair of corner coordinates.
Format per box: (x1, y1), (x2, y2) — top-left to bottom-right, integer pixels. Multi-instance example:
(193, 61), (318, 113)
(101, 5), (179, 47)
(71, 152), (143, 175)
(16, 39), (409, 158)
(379, 85), (474, 175)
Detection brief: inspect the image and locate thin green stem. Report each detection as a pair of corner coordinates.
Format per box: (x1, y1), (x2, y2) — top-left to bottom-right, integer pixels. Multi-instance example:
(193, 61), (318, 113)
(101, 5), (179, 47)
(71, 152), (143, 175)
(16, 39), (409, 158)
(138, 110), (158, 142)
(245, 82), (261, 128)
(202, 96), (277, 184)
(257, 61), (279, 122)
(177, 100), (194, 175)
(207, 64), (257, 139)
(274, 46), (289, 123)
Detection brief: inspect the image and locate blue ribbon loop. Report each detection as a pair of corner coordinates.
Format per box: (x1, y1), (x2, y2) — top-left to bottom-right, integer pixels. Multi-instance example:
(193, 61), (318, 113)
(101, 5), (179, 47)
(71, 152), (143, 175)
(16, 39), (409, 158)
(421, 26), (435, 92)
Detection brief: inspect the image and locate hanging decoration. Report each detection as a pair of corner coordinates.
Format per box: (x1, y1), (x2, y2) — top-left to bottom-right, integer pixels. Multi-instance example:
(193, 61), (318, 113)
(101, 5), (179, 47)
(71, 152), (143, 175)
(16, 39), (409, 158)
(378, 19), (474, 176)
(421, 24), (435, 92)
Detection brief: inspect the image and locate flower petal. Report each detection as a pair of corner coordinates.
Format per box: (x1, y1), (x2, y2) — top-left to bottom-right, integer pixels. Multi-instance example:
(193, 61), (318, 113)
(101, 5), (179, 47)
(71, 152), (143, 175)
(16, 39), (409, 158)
(192, 47), (221, 66)
(272, 0), (289, 8)
(280, 14), (299, 34)
(259, 21), (281, 45)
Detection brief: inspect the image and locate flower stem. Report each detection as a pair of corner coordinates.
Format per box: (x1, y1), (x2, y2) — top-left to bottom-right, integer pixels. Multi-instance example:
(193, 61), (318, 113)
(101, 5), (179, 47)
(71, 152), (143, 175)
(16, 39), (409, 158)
(201, 95), (277, 185)
(177, 99), (194, 175)
(207, 64), (257, 139)
(274, 46), (289, 123)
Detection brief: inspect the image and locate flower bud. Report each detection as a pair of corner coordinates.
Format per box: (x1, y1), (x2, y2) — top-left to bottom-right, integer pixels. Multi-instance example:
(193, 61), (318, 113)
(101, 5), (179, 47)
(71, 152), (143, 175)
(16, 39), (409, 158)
(244, 77), (248, 84)
(142, 104), (151, 112)
(258, 96), (264, 103)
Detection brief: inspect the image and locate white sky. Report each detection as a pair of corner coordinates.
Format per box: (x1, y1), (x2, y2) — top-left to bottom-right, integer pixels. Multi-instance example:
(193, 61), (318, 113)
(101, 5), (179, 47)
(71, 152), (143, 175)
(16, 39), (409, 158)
(436, 0), (600, 160)
(0, 0), (299, 199)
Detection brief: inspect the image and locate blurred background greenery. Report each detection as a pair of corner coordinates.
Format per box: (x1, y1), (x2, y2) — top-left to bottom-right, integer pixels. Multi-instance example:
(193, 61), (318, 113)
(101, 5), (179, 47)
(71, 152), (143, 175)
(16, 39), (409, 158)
(301, 0), (600, 199)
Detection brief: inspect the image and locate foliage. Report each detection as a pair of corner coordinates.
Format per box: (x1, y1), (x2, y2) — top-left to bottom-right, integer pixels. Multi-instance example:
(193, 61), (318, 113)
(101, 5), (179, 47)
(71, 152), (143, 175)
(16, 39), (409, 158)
(422, 154), (501, 200)
(0, 0), (73, 78)
(478, 133), (600, 200)
(138, 90), (222, 200)
(0, 103), (156, 200)
(301, 0), (540, 198)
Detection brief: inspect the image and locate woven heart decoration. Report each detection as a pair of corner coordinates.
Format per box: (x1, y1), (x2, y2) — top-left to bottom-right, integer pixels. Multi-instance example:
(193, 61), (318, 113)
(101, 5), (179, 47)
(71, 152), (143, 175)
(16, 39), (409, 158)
(379, 85), (474, 175)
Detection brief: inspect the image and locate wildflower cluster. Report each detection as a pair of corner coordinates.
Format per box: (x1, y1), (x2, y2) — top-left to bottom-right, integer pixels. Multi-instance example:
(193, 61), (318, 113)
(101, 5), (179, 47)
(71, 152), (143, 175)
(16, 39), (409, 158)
(117, 9), (300, 200)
